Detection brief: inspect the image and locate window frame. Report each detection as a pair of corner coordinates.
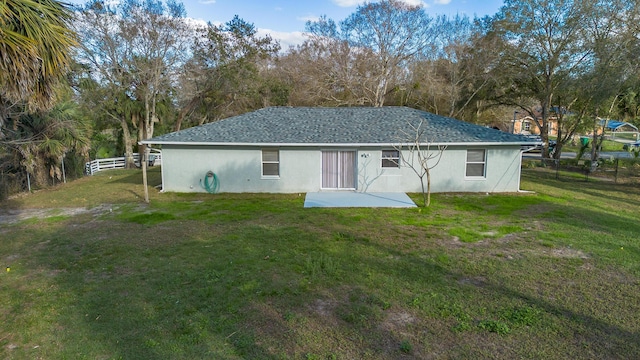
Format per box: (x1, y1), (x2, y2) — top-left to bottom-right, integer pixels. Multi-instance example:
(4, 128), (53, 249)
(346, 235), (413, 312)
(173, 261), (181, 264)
(381, 149), (400, 168)
(261, 149), (280, 178)
(465, 149), (486, 178)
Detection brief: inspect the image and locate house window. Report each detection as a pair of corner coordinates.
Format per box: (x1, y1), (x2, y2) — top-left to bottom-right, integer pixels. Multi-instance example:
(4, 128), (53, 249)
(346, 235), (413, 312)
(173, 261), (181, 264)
(524, 121), (531, 131)
(262, 149), (279, 177)
(466, 149), (486, 177)
(381, 150), (400, 168)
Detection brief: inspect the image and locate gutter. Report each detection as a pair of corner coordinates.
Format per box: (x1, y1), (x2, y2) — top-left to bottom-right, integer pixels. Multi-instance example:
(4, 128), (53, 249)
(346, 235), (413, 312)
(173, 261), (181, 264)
(139, 140), (539, 148)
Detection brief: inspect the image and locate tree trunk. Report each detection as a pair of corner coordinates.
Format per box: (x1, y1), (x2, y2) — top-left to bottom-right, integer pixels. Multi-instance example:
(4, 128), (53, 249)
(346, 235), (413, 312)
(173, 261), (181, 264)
(32, 156), (49, 188)
(591, 113), (603, 162)
(144, 96), (151, 141)
(121, 116), (135, 169)
(419, 175), (427, 208)
(138, 112), (148, 168)
(553, 120), (563, 160)
(174, 100), (197, 132)
(426, 168), (431, 207)
(148, 93), (157, 140)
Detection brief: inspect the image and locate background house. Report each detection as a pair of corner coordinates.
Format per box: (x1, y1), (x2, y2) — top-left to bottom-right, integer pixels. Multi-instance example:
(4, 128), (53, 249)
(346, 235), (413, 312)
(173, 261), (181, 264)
(511, 109), (559, 136)
(141, 107), (534, 194)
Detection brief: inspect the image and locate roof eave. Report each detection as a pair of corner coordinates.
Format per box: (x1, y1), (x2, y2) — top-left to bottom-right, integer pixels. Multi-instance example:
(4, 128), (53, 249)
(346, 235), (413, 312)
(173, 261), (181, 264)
(140, 140), (535, 147)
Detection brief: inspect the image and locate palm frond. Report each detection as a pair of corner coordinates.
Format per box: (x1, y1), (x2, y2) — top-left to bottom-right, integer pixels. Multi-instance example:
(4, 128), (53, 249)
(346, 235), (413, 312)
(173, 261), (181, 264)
(0, 0), (77, 110)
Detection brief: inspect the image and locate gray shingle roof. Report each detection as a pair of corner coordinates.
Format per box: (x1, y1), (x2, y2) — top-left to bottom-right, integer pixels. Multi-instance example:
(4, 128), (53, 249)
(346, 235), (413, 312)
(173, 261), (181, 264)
(144, 107), (533, 145)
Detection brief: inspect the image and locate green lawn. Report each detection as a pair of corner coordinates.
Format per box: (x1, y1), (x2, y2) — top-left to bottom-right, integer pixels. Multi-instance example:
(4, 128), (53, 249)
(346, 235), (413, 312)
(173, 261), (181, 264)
(560, 138), (630, 153)
(1, 168), (639, 359)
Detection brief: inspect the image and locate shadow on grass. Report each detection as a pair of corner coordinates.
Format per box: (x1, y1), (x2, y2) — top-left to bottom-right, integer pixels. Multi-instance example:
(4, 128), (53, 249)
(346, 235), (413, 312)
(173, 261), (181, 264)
(0, 168), (164, 211)
(349, 234), (640, 358)
(522, 169), (640, 208)
(7, 187), (640, 358)
(107, 167), (163, 186)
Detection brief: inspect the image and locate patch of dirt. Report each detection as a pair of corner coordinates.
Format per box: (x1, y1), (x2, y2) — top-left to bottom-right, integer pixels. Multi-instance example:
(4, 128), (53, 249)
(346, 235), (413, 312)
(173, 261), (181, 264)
(309, 298), (339, 323)
(493, 247), (590, 261)
(381, 310), (416, 331)
(244, 301), (291, 355)
(458, 276), (488, 287)
(497, 233), (520, 243)
(0, 205), (115, 225)
(548, 248), (589, 259)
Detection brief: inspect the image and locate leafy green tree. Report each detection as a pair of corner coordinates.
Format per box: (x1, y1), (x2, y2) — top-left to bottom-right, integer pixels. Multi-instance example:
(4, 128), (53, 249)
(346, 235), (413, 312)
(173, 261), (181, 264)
(0, 0), (79, 195)
(618, 87), (640, 125)
(74, 0), (189, 166)
(175, 16), (281, 131)
(73, 69), (139, 164)
(484, 0), (638, 160)
(0, 0), (76, 137)
(2, 98), (91, 189)
(486, 0), (596, 157)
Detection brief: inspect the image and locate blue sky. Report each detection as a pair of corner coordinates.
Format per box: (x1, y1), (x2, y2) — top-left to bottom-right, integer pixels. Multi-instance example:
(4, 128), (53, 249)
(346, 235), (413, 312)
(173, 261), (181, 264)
(70, 0), (505, 48)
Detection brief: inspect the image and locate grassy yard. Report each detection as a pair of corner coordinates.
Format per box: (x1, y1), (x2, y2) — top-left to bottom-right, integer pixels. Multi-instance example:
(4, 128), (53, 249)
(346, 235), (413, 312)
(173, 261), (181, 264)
(1, 168), (639, 359)
(559, 138), (631, 153)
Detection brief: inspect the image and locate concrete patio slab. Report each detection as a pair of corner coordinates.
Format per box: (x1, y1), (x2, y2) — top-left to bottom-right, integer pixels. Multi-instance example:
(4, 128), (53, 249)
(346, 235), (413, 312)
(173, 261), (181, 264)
(304, 192), (417, 208)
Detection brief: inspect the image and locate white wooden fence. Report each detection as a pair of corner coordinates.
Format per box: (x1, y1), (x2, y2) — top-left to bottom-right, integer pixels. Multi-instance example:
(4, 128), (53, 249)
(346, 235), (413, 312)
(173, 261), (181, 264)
(85, 152), (162, 175)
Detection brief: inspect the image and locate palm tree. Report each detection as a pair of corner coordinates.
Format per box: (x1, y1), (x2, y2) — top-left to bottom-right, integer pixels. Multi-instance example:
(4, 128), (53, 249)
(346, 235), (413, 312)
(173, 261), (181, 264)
(1, 1), (79, 193)
(0, 0), (76, 115)
(4, 99), (91, 188)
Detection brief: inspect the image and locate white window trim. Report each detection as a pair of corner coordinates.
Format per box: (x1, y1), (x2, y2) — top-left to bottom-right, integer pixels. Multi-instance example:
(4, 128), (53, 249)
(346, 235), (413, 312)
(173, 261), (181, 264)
(465, 149), (487, 179)
(321, 150), (357, 190)
(381, 149), (400, 169)
(261, 149), (280, 178)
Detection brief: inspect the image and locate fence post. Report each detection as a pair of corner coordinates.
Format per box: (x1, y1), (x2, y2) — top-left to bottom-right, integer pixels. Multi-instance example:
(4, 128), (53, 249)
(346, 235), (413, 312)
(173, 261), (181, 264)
(614, 158), (619, 183)
(62, 155), (67, 184)
(0, 172), (5, 201)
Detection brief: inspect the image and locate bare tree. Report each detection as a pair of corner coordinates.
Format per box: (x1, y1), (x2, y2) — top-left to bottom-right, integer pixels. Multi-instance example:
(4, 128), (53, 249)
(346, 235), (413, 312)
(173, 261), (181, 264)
(395, 120), (447, 207)
(119, 0), (189, 142)
(277, 36), (378, 107)
(74, 0), (190, 166)
(398, 15), (490, 120)
(305, 0), (436, 107)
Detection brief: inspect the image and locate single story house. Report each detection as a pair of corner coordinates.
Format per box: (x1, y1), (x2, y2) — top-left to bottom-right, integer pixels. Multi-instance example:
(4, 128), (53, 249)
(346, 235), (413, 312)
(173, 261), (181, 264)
(140, 107), (536, 194)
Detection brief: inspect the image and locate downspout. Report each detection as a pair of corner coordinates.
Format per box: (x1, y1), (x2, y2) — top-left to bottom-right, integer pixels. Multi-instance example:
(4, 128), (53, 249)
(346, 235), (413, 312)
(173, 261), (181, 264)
(142, 144), (149, 203)
(518, 145), (538, 193)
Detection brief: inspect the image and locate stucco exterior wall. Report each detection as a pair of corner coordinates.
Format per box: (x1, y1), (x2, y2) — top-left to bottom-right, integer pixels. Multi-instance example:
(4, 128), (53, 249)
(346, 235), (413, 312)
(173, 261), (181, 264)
(159, 145), (523, 193)
(159, 145), (319, 193)
(356, 146), (522, 193)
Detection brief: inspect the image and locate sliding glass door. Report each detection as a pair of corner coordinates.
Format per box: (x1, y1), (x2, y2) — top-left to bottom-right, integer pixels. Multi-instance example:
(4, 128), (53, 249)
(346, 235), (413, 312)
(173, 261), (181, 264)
(322, 151), (356, 189)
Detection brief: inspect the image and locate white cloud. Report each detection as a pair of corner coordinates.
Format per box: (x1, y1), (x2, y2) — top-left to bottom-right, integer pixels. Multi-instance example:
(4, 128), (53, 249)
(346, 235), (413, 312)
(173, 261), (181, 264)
(332, 0), (362, 6)
(433, 0), (451, 4)
(257, 28), (307, 49)
(185, 17), (209, 29)
(332, 0), (427, 6)
(198, 0), (216, 4)
(402, 0), (428, 6)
